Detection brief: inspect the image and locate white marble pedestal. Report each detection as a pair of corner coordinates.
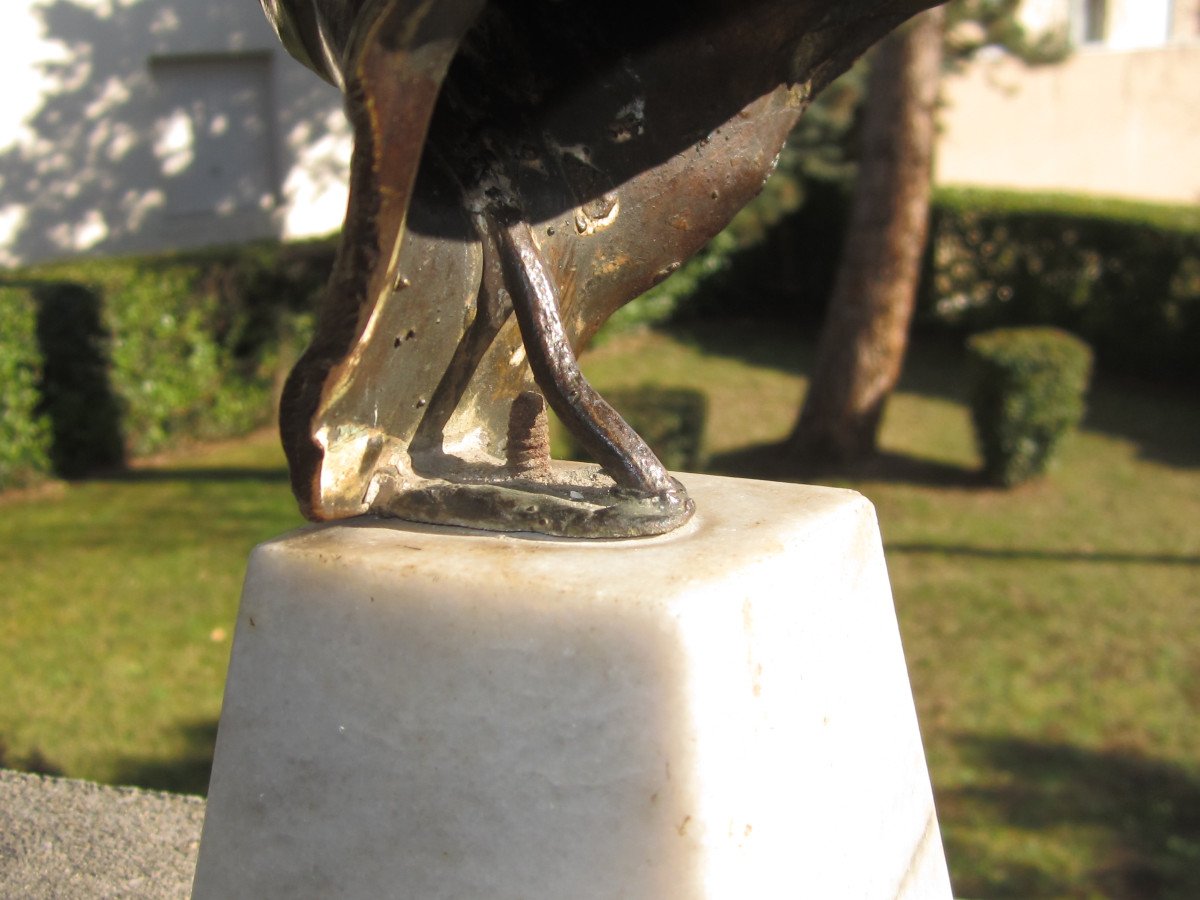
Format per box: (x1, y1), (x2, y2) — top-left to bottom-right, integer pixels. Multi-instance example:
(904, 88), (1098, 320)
(192, 474), (951, 899)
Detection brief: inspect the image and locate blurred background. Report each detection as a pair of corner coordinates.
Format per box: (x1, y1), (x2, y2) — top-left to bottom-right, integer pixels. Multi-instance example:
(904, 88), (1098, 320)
(1, 1), (1197, 897)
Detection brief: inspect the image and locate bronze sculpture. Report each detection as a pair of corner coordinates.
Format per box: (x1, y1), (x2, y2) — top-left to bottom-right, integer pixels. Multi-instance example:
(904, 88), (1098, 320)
(261, 0), (940, 537)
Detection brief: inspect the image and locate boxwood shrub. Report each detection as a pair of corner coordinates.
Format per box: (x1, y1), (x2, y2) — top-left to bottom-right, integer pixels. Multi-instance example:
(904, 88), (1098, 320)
(966, 327), (1093, 487)
(924, 189), (1200, 381)
(0, 237), (335, 481)
(0, 286), (51, 488)
(627, 181), (1199, 385)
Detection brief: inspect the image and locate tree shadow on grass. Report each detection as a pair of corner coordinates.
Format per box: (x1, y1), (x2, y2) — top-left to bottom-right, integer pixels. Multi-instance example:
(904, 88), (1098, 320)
(667, 319), (814, 379)
(0, 736), (66, 778)
(944, 735), (1200, 899)
(667, 321), (1198, 472)
(669, 320), (971, 403)
(888, 543), (1199, 567)
(1083, 374), (1200, 470)
(707, 440), (983, 490)
(110, 719), (218, 797)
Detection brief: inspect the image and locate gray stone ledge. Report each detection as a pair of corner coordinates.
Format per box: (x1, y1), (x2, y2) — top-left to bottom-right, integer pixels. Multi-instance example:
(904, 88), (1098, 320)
(0, 768), (203, 899)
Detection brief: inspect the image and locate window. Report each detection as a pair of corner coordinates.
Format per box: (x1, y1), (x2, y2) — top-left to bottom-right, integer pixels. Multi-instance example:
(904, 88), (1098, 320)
(149, 54), (278, 219)
(1071, 0), (1179, 48)
(1079, 0), (1108, 44)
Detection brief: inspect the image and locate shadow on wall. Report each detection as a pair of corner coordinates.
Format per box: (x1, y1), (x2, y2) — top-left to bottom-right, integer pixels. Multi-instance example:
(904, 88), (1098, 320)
(0, 0), (349, 267)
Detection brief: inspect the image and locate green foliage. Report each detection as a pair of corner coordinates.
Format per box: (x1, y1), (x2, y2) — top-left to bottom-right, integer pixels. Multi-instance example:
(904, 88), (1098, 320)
(927, 189), (1200, 380)
(110, 265), (262, 454)
(784, 58), (868, 182)
(966, 327), (1093, 486)
(4, 324), (1199, 899)
(0, 287), (51, 488)
(0, 238), (336, 477)
(619, 180), (1198, 385)
(944, 0), (1070, 69)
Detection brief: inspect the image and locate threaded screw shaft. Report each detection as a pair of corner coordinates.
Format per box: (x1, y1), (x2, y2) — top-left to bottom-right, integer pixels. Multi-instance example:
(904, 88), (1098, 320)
(506, 391), (551, 477)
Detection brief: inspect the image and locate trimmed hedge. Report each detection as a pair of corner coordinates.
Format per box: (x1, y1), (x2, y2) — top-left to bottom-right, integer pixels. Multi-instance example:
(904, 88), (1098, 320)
(619, 180), (1199, 384)
(0, 287), (51, 487)
(926, 189), (1200, 381)
(0, 238), (333, 487)
(967, 327), (1093, 486)
(3, 184), (1194, 489)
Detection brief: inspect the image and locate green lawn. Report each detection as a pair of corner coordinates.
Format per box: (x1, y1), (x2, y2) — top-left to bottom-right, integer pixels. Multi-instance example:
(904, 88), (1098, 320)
(0, 433), (304, 792)
(2, 321), (1197, 898)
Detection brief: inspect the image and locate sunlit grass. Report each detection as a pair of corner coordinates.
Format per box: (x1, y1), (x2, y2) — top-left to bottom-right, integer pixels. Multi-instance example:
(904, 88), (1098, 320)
(0, 431), (302, 791)
(1, 320), (1197, 897)
(585, 322), (1200, 897)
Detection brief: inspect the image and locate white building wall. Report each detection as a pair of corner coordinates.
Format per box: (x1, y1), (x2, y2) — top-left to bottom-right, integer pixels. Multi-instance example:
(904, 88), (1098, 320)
(1100, 0), (1172, 49)
(936, 0), (1200, 204)
(0, 0), (351, 266)
(1018, 0), (1071, 35)
(6, 1), (1194, 265)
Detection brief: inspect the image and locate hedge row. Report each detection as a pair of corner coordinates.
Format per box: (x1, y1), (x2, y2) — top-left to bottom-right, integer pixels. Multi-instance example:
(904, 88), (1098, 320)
(621, 181), (1200, 382)
(0, 239), (334, 487)
(925, 189), (1200, 381)
(3, 185), (1195, 491)
(0, 286), (51, 488)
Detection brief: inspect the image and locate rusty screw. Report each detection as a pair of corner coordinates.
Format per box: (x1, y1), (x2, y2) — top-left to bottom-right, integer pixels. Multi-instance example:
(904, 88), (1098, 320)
(506, 391), (552, 477)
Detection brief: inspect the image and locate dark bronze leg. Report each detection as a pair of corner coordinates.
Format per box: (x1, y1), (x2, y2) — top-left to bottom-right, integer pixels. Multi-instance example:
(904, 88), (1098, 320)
(493, 212), (677, 497)
(366, 206), (693, 538)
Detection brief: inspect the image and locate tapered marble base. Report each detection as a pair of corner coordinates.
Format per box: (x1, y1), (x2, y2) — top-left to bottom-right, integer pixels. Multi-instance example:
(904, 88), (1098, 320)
(192, 473), (951, 899)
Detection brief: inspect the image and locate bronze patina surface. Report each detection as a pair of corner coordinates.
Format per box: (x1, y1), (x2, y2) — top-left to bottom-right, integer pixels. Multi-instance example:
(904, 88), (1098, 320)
(261, 0), (940, 537)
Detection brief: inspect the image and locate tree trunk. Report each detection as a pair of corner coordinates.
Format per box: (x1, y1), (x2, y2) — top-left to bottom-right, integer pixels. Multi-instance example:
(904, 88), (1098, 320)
(788, 7), (945, 462)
